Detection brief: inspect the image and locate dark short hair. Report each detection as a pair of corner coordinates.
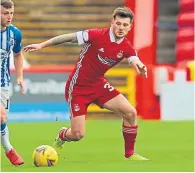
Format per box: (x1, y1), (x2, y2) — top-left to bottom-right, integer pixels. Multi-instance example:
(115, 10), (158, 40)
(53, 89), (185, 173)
(112, 7), (134, 23)
(1, 0), (14, 9)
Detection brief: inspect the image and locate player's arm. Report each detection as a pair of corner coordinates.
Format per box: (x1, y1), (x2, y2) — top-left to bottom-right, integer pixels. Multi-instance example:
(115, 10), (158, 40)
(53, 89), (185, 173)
(126, 46), (147, 78)
(44, 33), (78, 46)
(128, 56), (147, 78)
(13, 30), (25, 94)
(24, 29), (100, 52)
(23, 33), (78, 52)
(14, 51), (23, 82)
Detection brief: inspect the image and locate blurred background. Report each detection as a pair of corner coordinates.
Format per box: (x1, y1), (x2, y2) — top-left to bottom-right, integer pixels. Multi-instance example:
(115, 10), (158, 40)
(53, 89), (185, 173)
(9, 0), (194, 122)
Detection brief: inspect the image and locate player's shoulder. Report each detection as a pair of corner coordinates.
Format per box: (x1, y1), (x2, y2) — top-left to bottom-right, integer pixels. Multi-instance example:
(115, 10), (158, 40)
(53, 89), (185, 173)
(89, 27), (109, 35)
(98, 27), (109, 35)
(123, 37), (134, 49)
(8, 24), (22, 35)
(122, 38), (137, 55)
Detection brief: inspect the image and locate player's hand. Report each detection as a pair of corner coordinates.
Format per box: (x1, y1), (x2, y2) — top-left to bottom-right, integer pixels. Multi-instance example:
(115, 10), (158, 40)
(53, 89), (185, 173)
(23, 43), (43, 52)
(136, 64), (147, 78)
(130, 60), (147, 78)
(17, 77), (25, 95)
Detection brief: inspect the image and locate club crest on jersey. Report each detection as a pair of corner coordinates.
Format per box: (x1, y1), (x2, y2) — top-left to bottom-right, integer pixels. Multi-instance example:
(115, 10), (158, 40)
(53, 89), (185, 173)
(99, 48), (104, 52)
(7, 38), (14, 46)
(117, 50), (123, 58)
(74, 104), (80, 112)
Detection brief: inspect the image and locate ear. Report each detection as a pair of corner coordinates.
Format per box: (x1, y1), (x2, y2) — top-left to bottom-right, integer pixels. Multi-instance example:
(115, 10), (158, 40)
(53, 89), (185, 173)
(129, 23), (133, 30)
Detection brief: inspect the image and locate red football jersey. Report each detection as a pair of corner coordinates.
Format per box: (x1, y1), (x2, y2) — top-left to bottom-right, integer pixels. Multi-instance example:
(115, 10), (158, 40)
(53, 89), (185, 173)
(69, 27), (137, 86)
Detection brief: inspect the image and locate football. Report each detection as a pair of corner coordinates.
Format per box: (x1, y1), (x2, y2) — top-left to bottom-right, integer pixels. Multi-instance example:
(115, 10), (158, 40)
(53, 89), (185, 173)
(32, 145), (58, 167)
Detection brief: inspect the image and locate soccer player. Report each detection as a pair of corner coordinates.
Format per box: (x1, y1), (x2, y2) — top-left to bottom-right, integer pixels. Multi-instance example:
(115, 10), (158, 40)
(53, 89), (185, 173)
(24, 7), (148, 160)
(1, 0), (24, 165)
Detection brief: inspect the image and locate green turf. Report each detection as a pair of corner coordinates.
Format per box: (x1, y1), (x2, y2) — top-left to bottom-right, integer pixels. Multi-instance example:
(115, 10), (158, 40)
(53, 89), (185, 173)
(1, 120), (194, 172)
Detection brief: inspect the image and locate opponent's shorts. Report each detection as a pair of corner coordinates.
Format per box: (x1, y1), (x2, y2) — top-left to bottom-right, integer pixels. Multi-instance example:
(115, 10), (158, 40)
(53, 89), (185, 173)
(65, 79), (120, 117)
(1, 87), (10, 113)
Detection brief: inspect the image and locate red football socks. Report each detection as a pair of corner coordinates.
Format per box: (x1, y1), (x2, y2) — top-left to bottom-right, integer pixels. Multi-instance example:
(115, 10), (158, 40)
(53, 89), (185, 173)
(122, 125), (138, 158)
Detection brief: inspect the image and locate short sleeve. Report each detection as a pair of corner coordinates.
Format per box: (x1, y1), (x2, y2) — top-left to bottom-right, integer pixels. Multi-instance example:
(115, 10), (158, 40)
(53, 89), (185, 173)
(13, 29), (22, 53)
(125, 45), (138, 58)
(76, 28), (101, 45)
(125, 44), (139, 63)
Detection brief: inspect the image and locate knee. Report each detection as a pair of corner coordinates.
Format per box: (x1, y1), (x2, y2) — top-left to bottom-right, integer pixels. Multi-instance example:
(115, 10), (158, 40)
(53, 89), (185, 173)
(72, 130), (85, 141)
(123, 107), (137, 120)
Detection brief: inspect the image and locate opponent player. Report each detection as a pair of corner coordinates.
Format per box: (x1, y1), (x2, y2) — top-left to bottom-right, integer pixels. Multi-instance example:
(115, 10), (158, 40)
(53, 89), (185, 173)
(24, 7), (148, 160)
(1, 0), (24, 165)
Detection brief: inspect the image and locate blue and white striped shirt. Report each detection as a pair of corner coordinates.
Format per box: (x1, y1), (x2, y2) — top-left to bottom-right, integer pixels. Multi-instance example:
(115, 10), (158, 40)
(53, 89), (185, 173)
(0, 24), (22, 87)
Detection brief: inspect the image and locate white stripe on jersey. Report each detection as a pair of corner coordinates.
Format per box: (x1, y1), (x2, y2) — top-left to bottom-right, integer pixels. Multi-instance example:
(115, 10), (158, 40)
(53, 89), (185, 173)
(2, 31), (7, 50)
(10, 29), (14, 37)
(68, 43), (91, 115)
(1, 29), (13, 87)
(10, 29), (14, 47)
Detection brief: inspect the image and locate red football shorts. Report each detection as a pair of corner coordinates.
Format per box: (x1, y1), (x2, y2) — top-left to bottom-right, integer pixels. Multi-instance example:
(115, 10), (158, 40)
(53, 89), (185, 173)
(65, 78), (120, 117)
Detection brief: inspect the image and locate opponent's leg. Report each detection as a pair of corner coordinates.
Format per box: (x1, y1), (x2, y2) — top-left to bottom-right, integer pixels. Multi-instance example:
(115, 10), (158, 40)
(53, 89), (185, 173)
(103, 94), (148, 160)
(54, 115), (85, 149)
(1, 104), (24, 165)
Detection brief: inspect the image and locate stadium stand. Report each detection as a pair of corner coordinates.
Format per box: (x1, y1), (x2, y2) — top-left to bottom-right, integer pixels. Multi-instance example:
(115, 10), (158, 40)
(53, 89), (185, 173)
(176, 0), (194, 64)
(157, 0), (179, 64)
(14, 0), (125, 66)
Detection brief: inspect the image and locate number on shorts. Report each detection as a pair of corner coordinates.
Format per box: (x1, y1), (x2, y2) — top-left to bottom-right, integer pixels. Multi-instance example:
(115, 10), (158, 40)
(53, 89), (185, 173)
(5, 99), (9, 110)
(104, 82), (114, 91)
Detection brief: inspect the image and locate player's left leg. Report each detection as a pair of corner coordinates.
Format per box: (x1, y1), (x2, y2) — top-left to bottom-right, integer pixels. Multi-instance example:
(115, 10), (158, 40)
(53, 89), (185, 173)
(54, 115), (86, 149)
(102, 94), (148, 160)
(1, 104), (12, 153)
(54, 94), (89, 150)
(1, 104), (24, 165)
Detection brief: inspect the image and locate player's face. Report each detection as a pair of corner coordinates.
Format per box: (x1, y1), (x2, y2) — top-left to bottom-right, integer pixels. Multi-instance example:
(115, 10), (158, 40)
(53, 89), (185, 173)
(1, 6), (14, 29)
(111, 16), (132, 39)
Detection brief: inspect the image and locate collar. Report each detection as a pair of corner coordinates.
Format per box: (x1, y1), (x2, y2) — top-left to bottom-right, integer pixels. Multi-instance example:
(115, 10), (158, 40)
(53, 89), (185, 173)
(1, 26), (7, 33)
(109, 27), (124, 44)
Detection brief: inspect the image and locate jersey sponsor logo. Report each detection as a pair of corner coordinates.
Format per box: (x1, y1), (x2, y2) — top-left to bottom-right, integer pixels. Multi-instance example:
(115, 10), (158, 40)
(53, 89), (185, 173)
(97, 54), (116, 66)
(117, 50), (123, 58)
(73, 104), (80, 112)
(0, 49), (8, 60)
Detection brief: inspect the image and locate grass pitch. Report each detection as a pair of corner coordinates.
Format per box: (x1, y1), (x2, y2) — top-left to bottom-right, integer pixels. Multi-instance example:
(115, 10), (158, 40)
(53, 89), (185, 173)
(1, 120), (194, 172)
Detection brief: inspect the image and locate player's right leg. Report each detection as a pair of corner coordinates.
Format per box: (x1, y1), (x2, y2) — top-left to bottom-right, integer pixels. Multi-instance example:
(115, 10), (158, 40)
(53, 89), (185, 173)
(54, 115), (86, 149)
(102, 94), (148, 160)
(1, 104), (24, 165)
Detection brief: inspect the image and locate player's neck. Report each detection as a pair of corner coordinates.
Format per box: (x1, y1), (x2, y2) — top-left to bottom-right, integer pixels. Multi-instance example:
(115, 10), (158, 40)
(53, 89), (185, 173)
(1, 25), (7, 32)
(110, 27), (124, 44)
(114, 34), (124, 42)
(110, 27), (124, 42)
(115, 36), (124, 42)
